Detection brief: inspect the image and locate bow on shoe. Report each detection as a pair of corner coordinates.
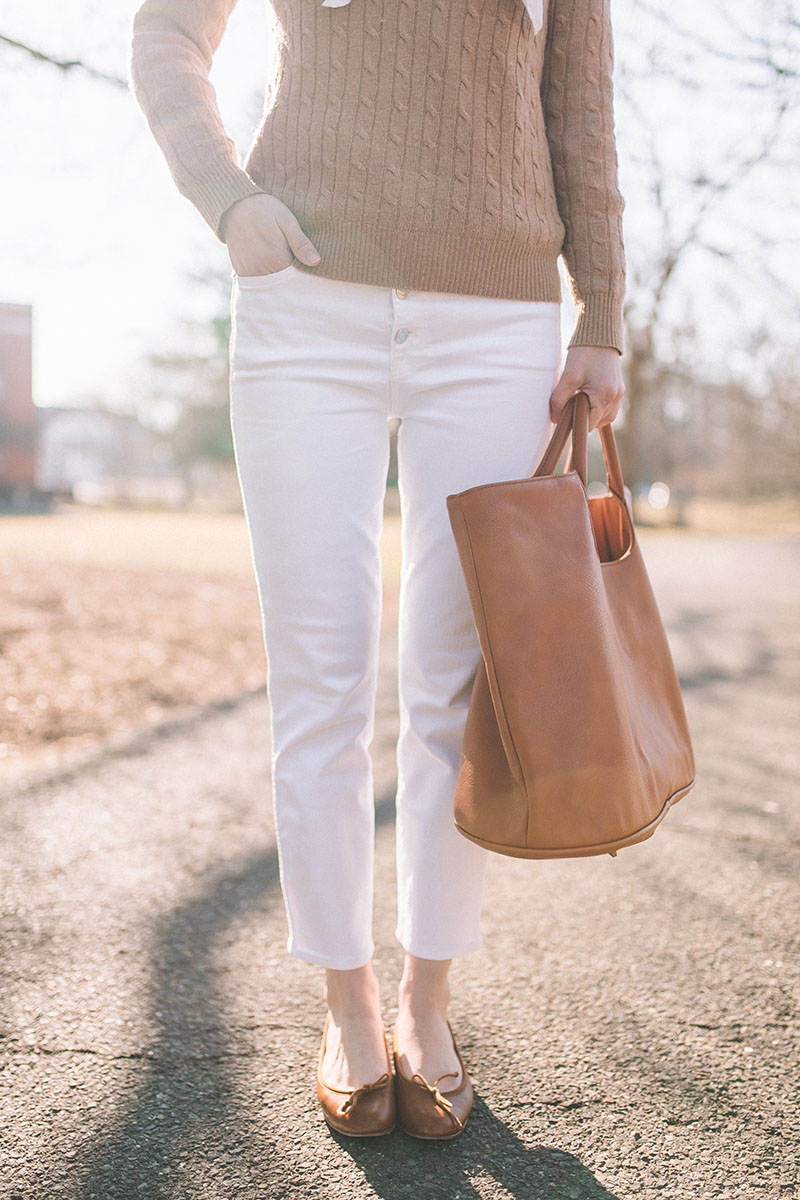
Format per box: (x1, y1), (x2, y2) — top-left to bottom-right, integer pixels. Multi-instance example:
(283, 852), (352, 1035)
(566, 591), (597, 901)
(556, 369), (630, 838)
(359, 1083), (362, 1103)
(409, 1070), (464, 1131)
(337, 1072), (392, 1117)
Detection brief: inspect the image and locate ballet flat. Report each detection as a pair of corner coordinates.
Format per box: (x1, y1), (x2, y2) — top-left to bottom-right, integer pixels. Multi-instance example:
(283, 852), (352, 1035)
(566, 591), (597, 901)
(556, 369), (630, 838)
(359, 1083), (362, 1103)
(392, 1022), (473, 1140)
(316, 1013), (395, 1137)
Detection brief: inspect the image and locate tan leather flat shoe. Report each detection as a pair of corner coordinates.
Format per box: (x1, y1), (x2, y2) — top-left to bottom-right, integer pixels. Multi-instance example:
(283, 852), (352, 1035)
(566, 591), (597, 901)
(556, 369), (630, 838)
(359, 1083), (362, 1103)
(392, 1022), (473, 1139)
(316, 1013), (395, 1137)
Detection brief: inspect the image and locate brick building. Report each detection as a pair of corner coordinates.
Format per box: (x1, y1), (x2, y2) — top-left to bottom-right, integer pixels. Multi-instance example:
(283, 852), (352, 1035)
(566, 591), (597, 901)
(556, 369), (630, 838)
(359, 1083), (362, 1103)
(0, 302), (38, 508)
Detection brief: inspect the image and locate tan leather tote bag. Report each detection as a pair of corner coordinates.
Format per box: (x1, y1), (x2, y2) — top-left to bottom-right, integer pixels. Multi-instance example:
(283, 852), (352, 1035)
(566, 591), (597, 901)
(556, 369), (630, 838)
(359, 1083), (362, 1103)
(446, 391), (695, 859)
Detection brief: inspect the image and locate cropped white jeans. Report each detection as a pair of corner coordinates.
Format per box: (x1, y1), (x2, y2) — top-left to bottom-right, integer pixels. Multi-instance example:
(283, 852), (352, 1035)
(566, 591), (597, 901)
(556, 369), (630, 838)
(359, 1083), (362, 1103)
(229, 263), (561, 970)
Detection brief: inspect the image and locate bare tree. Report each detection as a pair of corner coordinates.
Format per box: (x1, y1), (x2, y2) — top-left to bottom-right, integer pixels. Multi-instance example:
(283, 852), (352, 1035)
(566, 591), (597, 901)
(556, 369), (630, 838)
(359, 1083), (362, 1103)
(134, 262), (237, 505)
(0, 32), (126, 87)
(8, 1), (798, 507)
(613, 0), (800, 502)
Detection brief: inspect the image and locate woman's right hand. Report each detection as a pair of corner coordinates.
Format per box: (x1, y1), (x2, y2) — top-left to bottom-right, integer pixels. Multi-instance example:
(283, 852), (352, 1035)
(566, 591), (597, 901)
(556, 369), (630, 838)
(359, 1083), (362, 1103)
(220, 193), (321, 276)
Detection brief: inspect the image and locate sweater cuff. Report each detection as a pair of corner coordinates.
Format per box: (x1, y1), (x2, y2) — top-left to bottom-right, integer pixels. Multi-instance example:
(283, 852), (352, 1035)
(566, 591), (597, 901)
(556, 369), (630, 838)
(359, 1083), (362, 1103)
(187, 160), (266, 243)
(567, 292), (625, 355)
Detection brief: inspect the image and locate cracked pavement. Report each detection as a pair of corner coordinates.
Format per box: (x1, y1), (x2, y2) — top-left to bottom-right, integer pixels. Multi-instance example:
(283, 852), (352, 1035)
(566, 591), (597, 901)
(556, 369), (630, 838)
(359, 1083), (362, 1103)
(1, 533), (798, 1200)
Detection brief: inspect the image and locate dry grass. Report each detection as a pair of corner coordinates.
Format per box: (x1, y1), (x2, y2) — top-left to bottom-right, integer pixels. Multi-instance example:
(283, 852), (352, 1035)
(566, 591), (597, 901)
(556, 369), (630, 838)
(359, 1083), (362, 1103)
(0, 508), (258, 576)
(0, 495), (794, 783)
(0, 557), (266, 783)
(0, 505), (402, 783)
(633, 494), (800, 536)
(680, 495), (800, 536)
(0, 504), (404, 582)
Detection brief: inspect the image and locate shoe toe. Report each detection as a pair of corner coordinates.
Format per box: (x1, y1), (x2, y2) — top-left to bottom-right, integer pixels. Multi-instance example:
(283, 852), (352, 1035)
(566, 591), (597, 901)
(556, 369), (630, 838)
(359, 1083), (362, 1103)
(392, 1023), (473, 1140)
(316, 1015), (396, 1138)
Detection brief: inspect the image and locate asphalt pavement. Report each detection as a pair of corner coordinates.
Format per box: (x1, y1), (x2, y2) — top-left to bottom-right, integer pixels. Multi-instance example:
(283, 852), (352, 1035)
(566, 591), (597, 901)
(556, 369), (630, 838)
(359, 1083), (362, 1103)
(1, 532), (798, 1200)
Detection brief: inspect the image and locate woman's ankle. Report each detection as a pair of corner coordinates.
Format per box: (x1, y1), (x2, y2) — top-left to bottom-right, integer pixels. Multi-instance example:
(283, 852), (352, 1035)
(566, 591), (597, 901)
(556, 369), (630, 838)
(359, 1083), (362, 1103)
(324, 962), (381, 1020)
(398, 954), (452, 1020)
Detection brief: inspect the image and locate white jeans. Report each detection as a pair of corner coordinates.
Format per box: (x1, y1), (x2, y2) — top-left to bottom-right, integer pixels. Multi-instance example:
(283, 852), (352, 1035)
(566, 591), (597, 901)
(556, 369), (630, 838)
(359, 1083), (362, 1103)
(229, 264), (561, 970)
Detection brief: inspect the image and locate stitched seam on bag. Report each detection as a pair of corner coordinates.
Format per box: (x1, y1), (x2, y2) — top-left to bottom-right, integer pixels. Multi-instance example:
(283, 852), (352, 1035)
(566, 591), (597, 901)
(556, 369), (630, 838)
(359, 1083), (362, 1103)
(454, 472), (570, 501)
(457, 498), (526, 791)
(456, 781), (694, 855)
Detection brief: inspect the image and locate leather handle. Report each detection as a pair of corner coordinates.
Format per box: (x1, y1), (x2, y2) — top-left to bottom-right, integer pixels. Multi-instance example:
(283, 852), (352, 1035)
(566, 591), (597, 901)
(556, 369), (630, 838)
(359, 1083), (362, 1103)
(533, 391), (580, 479)
(533, 391), (626, 501)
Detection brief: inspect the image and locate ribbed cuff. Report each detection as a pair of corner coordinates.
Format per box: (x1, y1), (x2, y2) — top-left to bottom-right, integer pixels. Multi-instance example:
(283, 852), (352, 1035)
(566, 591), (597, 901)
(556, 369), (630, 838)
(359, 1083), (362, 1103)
(567, 292), (625, 355)
(186, 159), (266, 243)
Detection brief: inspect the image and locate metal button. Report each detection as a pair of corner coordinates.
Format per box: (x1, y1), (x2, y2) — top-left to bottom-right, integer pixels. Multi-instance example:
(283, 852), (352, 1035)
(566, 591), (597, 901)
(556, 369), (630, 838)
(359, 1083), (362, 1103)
(395, 328), (410, 344)
(395, 288), (409, 299)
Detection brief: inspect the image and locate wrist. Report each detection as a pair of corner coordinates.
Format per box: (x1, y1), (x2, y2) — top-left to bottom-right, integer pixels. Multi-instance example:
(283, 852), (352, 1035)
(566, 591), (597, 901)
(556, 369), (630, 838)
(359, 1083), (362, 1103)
(220, 193), (259, 238)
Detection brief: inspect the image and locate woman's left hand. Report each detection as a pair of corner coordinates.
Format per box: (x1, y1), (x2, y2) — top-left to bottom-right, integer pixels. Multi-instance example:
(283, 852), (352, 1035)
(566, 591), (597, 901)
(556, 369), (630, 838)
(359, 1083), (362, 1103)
(549, 345), (625, 431)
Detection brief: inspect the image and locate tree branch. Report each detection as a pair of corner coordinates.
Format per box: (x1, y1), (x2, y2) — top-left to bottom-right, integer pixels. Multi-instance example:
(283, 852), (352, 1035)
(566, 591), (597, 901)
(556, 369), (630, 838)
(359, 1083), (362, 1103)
(0, 33), (127, 88)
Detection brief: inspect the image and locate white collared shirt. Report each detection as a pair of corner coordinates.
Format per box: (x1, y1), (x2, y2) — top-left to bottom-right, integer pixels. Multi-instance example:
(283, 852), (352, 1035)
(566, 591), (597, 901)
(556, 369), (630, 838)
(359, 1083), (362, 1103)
(321, 0), (544, 34)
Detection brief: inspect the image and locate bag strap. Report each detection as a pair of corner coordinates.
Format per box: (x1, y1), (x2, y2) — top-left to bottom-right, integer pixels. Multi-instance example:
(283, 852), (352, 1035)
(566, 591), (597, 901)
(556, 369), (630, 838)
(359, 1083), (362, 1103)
(533, 392), (579, 479)
(533, 391), (626, 502)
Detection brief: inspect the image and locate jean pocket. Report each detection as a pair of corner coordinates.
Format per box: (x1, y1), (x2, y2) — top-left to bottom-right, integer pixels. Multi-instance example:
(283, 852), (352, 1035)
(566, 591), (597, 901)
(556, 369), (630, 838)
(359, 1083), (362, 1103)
(233, 263), (297, 288)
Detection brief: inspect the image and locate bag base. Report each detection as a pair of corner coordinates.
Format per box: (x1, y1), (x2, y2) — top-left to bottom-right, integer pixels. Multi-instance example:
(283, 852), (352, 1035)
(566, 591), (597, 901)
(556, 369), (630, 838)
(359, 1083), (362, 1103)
(454, 777), (696, 859)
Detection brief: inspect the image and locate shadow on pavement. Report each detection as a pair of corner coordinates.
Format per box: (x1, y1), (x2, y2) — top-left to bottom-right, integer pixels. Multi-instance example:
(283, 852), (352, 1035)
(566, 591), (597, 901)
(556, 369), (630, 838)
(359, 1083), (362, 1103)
(670, 606), (775, 691)
(80, 847), (283, 1199)
(335, 1094), (622, 1199)
(74, 779), (620, 1198)
(80, 789), (400, 1199)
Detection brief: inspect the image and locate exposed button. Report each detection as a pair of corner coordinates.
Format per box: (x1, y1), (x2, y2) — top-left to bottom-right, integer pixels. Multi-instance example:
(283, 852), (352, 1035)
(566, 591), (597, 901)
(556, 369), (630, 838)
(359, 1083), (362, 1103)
(395, 328), (410, 344)
(395, 288), (409, 299)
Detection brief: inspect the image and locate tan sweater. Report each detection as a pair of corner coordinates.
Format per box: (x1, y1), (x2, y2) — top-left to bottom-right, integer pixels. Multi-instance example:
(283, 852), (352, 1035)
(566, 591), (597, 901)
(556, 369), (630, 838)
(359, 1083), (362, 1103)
(129, 0), (626, 352)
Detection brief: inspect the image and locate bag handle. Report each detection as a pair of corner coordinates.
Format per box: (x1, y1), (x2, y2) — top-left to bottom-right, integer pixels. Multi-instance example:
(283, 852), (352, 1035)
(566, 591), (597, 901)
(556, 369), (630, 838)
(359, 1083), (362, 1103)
(533, 391), (626, 502)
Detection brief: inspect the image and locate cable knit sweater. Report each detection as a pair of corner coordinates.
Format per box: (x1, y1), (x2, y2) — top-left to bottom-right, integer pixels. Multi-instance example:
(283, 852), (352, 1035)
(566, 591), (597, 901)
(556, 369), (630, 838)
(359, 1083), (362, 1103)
(129, 0), (626, 352)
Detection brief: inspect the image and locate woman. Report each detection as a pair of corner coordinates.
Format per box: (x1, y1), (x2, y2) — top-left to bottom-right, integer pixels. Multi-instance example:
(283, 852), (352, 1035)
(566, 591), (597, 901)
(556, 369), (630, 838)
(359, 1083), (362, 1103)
(129, 0), (626, 1139)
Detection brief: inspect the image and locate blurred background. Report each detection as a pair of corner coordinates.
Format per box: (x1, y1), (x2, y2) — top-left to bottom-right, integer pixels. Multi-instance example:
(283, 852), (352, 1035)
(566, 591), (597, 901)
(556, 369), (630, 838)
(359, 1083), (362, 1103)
(1, 0), (799, 779)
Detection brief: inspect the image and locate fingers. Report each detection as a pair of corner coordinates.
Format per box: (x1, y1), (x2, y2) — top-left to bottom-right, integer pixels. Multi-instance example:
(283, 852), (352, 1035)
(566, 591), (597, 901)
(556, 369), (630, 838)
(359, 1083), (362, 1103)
(222, 193), (321, 273)
(548, 346), (625, 431)
(279, 214), (321, 266)
(548, 371), (582, 424)
(585, 385), (623, 432)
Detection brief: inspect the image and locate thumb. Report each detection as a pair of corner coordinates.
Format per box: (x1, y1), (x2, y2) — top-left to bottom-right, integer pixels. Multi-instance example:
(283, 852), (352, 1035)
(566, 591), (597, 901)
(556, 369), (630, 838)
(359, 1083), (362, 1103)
(548, 371), (580, 423)
(280, 214), (321, 266)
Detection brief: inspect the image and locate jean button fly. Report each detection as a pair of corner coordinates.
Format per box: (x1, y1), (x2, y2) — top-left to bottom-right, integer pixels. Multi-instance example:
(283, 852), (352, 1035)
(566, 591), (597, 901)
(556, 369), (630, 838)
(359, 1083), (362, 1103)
(395, 328), (410, 344)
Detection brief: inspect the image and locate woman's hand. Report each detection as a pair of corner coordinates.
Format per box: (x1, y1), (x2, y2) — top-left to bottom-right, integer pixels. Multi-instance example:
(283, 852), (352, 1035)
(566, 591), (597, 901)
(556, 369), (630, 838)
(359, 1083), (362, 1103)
(221, 193), (321, 276)
(549, 345), (625, 431)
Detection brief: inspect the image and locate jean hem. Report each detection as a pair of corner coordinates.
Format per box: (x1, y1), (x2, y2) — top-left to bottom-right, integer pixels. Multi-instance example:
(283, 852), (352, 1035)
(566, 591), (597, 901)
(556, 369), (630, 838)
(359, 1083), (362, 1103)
(288, 937), (375, 971)
(395, 929), (483, 960)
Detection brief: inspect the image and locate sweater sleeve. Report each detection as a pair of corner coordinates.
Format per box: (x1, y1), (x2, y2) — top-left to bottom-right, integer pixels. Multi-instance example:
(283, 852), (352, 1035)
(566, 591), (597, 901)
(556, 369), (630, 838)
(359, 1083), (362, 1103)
(540, 0), (627, 354)
(128, 0), (265, 243)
